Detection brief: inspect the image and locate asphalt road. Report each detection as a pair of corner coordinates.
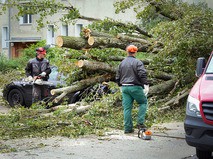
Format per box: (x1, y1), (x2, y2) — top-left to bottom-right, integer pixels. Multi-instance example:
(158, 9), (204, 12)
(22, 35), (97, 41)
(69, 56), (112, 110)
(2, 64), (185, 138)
(0, 90), (201, 159)
(0, 121), (200, 159)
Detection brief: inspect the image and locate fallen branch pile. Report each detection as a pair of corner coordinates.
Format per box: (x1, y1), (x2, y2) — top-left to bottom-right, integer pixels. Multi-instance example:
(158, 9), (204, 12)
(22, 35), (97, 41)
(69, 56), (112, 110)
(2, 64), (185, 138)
(48, 28), (185, 114)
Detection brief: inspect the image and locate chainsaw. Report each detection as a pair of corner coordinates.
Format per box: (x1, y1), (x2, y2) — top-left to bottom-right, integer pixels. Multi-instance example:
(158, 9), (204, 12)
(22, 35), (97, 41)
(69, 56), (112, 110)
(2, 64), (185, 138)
(138, 128), (152, 140)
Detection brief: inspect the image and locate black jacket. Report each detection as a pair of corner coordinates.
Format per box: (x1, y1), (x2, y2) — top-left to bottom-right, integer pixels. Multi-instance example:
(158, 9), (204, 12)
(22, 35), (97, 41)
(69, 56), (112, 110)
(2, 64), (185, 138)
(115, 56), (148, 87)
(25, 57), (51, 81)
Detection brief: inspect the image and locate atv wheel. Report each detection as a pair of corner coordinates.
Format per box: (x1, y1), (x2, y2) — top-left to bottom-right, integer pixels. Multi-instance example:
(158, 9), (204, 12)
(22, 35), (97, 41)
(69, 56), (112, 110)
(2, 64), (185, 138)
(8, 89), (24, 107)
(196, 148), (212, 159)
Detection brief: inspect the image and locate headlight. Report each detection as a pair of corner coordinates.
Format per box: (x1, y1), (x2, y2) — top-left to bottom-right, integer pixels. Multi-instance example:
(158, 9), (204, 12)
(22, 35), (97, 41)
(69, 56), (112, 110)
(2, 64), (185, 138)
(186, 95), (201, 117)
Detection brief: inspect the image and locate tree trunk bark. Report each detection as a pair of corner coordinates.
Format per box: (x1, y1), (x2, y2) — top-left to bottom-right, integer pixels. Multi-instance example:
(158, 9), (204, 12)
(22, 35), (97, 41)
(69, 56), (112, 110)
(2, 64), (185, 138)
(148, 79), (177, 96)
(56, 36), (87, 49)
(77, 60), (116, 73)
(158, 89), (189, 112)
(51, 74), (113, 103)
(56, 36), (150, 52)
(117, 33), (152, 45)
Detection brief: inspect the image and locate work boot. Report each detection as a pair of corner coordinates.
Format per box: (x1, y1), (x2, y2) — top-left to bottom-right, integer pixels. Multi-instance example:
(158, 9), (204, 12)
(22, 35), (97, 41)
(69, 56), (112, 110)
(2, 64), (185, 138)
(137, 124), (146, 130)
(124, 129), (134, 134)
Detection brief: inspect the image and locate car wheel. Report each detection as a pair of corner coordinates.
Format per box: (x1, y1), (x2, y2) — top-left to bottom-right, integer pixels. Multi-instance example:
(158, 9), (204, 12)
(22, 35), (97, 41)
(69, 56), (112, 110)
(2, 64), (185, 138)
(8, 89), (24, 107)
(196, 148), (212, 159)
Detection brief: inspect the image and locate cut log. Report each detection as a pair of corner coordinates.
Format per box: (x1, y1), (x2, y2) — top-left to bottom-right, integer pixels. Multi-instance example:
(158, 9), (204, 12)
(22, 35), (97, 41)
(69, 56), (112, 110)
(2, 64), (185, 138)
(148, 79), (177, 96)
(149, 70), (174, 80)
(56, 35), (151, 52)
(88, 29), (115, 38)
(56, 36), (87, 49)
(117, 33), (152, 45)
(77, 60), (116, 73)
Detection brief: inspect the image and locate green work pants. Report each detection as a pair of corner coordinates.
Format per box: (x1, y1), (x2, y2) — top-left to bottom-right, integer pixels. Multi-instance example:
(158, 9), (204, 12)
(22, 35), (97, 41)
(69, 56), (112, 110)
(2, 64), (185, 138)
(122, 86), (148, 132)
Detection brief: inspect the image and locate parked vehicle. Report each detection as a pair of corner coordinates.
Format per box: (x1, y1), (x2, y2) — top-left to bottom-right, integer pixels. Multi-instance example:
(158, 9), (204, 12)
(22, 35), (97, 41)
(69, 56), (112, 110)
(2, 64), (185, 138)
(2, 66), (77, 107)
(3, 66), (111, 107)
(184, 51), (213, 159)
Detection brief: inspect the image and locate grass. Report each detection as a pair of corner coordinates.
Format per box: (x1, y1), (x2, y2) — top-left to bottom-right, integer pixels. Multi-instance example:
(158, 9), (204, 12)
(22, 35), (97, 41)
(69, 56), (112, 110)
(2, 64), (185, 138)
(0, 53), (186, 140)
(0, 89), (186, 140)
(136, 52), (156, 60)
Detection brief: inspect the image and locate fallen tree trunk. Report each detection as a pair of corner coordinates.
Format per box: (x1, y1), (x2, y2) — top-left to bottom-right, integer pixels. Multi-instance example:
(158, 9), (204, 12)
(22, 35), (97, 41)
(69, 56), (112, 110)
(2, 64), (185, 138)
(77, 60), (173, 81)
(56, 36), (87, 49)
(64, 53), (151, 65)
(77, 60), (116, 73)
(56, 35), (151, 52)
(50, 103), (79, 111)
(149, 70), (174, 81)
(117, 33), (152, 45)
(148, 79), (177, 96)
(51, 74), (113, 103)
(158, 89), (189, 112)
(42, 104), (92, 117)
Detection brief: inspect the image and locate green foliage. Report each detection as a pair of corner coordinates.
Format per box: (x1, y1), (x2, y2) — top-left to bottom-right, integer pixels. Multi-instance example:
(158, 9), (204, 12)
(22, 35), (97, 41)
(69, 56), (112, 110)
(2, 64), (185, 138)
(150, 3), (213, 80)
(0, 84), (186, 139)
(114, 0), (141, 14)
(0, 142), (17, 153)
(0, 55), (21, 72)
(1, 0), (80, 30)
(89, 48), (126, 61)
(114, 0), (213, 83)
(1, 0), (212, 140)
(89, 18), (143, 35)
(60, 8), (81, 25)
(21, 40), (47, 59)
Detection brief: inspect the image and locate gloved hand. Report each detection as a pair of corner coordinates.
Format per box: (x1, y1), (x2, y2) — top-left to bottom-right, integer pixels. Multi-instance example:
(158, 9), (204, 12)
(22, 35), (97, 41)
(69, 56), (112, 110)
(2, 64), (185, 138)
(27, 76), (33, 81)
(40, 72), (46, 77)
(144, 85), (149, 96)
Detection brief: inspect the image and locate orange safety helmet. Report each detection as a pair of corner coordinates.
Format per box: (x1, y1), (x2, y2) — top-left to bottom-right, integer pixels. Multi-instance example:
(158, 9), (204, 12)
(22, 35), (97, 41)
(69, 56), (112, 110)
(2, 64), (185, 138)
(126, 45), (138, 53)
(36, 47), (46, 55)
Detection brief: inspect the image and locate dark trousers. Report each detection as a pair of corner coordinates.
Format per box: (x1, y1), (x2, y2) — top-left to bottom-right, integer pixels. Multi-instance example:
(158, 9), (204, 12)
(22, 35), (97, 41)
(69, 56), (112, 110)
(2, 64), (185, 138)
(32, 84), (49, 103)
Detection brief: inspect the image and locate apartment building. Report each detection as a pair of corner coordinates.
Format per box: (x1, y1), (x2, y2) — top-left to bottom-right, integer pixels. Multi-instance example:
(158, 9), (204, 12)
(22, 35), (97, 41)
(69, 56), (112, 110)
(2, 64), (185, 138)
(0, 0), (137, 58)
(0, 0), (212, 58)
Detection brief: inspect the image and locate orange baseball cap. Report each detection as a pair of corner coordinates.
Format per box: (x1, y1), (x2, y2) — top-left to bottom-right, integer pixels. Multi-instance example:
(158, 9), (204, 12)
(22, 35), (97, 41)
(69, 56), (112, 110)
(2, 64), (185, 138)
(126, 45), (138, 53)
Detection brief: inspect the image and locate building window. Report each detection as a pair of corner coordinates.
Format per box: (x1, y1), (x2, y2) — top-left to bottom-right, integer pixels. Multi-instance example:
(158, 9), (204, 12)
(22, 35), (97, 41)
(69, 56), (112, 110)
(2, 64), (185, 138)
(2, 27), (9, 48)
(47, 25), (55, 45)
(61, 25), (68, 36)
(0, 0), (6, 3)
(20, 14), (32, 24)
(75, 24), (83, 37)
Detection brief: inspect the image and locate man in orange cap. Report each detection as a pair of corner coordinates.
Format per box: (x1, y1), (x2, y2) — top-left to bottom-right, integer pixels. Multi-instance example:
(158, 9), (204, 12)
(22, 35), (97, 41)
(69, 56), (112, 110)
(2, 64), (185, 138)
(25, 47), (51, 104)
(116, 44), (149, 133)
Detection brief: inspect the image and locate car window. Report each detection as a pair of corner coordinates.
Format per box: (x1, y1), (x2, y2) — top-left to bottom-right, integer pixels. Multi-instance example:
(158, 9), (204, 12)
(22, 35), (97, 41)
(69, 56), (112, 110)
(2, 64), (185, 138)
(206, 56), (213, 74)
(48, 66), (66, 86)
(49, 66), (58, 81)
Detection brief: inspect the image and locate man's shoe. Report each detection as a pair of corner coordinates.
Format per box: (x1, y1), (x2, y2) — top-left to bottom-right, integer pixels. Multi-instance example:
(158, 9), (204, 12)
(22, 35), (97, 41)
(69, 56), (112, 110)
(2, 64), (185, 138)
(124, 129), (134, 134)
(137, 124), (146, 129)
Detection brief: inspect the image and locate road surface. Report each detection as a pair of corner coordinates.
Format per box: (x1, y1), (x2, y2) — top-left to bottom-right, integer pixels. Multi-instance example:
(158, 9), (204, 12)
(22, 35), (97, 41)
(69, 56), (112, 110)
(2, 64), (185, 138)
(0, 121), (200, 159)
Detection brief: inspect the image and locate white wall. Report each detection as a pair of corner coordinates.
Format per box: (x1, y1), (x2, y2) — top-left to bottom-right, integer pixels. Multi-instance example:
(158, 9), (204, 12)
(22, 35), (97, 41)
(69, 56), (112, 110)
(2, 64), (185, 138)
(183, 0), (213, 7)
(72, 0), (137, 23)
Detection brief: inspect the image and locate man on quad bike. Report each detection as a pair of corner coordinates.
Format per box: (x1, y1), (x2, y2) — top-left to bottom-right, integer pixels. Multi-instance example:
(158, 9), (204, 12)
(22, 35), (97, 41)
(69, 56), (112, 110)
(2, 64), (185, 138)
(25, 47), (51, 103)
